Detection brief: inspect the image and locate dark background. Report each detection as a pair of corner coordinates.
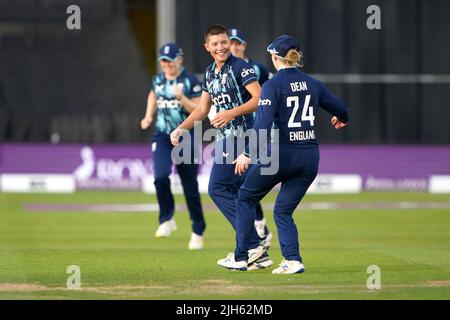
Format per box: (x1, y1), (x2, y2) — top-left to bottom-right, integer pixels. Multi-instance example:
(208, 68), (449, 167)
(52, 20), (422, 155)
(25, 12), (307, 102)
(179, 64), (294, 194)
(0, 0), (449, 144)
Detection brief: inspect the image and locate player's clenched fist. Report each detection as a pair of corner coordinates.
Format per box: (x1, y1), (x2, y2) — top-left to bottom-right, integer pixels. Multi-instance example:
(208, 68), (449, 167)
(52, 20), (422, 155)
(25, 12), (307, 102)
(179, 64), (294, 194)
(170, 127), (183, 146)
(331, 116), (348, 129)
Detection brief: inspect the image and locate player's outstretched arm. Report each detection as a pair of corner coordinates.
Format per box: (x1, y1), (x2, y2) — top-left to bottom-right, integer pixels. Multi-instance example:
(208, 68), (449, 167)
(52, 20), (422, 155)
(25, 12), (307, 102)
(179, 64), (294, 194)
(234, 83), (276, 176)
(140, 91), (157, 130)
(170, 91), (212, 145)
(211, 81), (261, 129)
(319, 82), (349, 128)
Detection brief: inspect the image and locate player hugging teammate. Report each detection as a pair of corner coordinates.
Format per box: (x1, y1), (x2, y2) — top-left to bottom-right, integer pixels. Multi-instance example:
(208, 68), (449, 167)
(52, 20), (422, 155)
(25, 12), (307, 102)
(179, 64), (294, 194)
(169, 26), (349, 274)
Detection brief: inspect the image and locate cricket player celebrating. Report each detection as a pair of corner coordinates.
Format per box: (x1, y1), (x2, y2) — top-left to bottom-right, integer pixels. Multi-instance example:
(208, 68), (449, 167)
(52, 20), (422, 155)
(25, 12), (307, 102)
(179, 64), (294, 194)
(170, 25), (270, 268)
(228, 27), (272, 243)
(141, 43), (206, 250)
(222, 35), (349, 273)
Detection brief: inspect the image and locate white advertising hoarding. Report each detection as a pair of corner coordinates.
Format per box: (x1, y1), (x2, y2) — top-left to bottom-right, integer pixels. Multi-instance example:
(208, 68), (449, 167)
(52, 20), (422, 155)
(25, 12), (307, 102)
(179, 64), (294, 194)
(0, 174), (75, 193)
(429, 175), (450, 193)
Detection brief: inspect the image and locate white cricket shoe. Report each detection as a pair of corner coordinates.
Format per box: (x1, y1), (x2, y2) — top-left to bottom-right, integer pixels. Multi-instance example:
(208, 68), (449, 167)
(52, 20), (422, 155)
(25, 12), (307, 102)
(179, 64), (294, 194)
(272, 259), (305, 275)
(217, 253), (247, 271)
(155, 218), (177, 238)
(217, 244), (267, 268)
(254, 218), (267, 238)
(188, 232), (204, 250)
(247, 255), (274, 271)
(247, 245), (268, 264)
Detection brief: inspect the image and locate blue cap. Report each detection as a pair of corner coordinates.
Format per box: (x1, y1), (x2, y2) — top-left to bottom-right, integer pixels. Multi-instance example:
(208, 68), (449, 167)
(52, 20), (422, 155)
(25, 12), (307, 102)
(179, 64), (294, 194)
(266, 34), (300, 58)
(228, 28), (246, 43)
(158, 43), (183, 61)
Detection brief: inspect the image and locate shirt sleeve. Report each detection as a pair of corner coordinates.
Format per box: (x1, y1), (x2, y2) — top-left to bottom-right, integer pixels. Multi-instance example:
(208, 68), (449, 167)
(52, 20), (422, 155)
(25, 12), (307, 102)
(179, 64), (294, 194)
(247, 82), (278, 158)
(150, 76), (156, 93)
(318, 81), (350, 123)
(236, 60), (258, 87)
(201, 70), (209, 92)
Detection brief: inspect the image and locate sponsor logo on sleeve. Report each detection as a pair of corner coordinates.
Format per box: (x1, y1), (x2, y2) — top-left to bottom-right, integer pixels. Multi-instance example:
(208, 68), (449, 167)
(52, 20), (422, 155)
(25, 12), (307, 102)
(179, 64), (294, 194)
(241, 68), (255, 78)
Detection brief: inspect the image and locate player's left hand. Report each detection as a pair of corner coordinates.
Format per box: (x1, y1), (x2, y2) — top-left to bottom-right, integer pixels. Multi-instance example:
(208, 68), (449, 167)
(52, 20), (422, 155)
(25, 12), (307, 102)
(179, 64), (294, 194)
(233, 153), (251, 176)
(331, 116), (348, 129)
(211, 109), (236, 129)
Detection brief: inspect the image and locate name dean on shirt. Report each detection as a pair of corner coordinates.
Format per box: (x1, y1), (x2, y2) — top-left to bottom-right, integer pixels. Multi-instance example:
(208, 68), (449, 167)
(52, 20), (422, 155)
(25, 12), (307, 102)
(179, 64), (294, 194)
(290, 81), (308, 92)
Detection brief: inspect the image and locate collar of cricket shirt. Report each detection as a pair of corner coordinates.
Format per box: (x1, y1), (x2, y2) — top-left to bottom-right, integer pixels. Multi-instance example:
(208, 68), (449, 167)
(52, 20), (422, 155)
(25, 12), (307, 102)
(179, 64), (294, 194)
(278, 65), (298, 70)
(211, 53), (233, 75)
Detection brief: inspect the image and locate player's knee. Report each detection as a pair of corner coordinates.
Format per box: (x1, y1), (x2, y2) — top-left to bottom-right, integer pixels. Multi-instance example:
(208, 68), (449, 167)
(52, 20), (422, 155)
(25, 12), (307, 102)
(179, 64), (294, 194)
(184, 184), (200, 198)
(208, 181), (229, 203)
(273, 205), (294, 218)
(236, 188), (255, 203)
(181, 178), (198, 191)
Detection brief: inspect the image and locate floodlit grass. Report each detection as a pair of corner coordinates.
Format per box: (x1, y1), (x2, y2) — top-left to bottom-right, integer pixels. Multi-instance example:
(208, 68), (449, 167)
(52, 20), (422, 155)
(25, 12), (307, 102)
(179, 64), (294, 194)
(0, 191), (449, 299)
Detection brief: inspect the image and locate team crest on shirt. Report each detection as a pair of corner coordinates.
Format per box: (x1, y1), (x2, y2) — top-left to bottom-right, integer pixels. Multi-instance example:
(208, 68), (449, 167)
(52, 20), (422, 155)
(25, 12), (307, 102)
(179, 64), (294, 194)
(212, 79), (222, 93)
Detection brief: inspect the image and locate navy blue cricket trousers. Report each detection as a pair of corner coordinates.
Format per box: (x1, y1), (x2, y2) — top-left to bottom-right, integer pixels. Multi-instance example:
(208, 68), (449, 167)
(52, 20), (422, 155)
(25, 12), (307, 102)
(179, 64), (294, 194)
(152, 131), (206, 236)
(208, 135), (261, 248)
(235, 145), (319, 262)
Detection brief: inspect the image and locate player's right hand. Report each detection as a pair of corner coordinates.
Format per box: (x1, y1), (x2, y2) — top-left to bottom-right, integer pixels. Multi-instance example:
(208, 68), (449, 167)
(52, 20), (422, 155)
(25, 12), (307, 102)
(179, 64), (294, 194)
(232, 153), (251, 176)
(170, 128), (183, 146)
(210, 109), (236, 129)
(140, 117), (152, 130)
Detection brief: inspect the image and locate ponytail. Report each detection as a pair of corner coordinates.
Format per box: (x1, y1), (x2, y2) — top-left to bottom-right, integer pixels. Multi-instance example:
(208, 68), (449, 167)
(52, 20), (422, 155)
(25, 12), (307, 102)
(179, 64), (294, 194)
(282, 49), (304, 67)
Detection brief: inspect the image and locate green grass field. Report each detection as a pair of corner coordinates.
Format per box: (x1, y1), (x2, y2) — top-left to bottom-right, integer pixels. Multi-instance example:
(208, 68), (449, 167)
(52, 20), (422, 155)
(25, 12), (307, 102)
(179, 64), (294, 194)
(0, 191), (449, 300)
